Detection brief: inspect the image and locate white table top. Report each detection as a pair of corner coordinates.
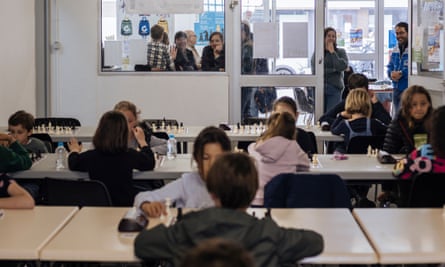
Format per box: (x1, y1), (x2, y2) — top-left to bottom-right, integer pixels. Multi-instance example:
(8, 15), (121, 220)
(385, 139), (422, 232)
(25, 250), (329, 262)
(353, 208), (445, 264)
(0, 125), (343, 143)
(40, 207), (377, 264)
(311, 154), (396, 180)
(10, 154), (193, 180)
(40, 207), (147, 262)
(264, 208), (377, 264)
(0, 206), (78, 260)
(10, 153), (395, 181)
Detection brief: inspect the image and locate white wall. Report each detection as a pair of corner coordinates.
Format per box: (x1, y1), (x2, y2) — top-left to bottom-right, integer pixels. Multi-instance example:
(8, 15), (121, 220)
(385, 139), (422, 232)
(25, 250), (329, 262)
(0, 1), (36, 123)
(50, 0), (229, 127)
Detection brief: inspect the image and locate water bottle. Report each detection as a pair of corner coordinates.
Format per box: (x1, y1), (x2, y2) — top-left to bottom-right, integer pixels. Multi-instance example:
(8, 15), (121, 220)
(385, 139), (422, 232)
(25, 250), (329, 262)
(167, 134), (177, 160)
(55, 142), (67, 170)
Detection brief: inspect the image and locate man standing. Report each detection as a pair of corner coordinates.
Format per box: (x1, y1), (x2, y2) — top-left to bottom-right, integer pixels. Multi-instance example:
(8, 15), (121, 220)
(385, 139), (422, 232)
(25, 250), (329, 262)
(387, 22), (409, 113)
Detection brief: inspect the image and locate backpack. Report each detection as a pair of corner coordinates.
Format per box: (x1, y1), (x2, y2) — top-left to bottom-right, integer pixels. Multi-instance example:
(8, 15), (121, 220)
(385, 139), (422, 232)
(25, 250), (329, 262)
(254, 87), (276, 114)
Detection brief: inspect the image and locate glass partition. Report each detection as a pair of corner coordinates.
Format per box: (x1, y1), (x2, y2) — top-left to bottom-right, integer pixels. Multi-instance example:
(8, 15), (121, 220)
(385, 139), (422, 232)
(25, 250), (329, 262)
(411, 0), (444, 78)
(101, 0), (225, 72)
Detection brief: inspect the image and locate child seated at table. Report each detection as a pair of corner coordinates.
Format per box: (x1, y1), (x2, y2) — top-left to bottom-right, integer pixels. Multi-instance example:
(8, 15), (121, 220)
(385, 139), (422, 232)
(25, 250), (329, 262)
(248, 112), (310, 206)
(0, 133), (34, 209)
(0, 133), (33, 173)
(67, 111), (155, 206)
(393, 105), (445, 179)
(180, 238), (255, 267)
(331, 88), (388, 153)
(134, 126), (231, 217)
(8, 110), (48, 153)
(134, 152), (324, 267)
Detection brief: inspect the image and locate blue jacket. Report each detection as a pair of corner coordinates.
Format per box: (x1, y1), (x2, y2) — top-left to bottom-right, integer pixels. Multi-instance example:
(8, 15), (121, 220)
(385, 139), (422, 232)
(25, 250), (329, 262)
(387, 44), (409, 92)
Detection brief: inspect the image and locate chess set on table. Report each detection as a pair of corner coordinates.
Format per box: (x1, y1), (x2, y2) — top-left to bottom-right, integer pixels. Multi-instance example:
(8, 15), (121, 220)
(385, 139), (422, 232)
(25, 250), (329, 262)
(34, 122), (76, 135)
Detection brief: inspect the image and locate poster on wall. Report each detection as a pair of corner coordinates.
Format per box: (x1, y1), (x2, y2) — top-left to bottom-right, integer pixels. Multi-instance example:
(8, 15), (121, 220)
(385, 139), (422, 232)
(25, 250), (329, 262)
(195, 12), (225, 46)
(125, 0), (204, 14)
(349, 28), (363, 48)
(283, 22), (308, 58)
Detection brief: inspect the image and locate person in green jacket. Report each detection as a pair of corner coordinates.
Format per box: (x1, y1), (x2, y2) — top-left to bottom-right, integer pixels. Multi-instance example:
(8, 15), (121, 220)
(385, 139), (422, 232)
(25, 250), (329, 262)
(0, 132), (34, 209)
(134, 152), (324, 267)
(0, 133), (32, 173)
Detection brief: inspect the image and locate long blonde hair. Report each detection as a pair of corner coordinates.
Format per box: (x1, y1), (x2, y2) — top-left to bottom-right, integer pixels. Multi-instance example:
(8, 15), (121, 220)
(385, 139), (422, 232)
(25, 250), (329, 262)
(258, 112), (296, 142)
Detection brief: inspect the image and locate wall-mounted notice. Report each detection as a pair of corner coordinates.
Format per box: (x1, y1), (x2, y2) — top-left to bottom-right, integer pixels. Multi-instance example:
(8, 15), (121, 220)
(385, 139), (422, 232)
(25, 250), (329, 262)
(104, 40), (123, 66)
(253, 22), (279, 58)
(128, 39), (147, 65)
(125, 0), (204, 14)
(283, 22), (308, 58)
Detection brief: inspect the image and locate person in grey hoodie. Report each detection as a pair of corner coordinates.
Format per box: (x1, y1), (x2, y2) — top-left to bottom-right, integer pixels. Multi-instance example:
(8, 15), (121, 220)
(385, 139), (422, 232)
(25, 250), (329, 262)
(248, 112), (310, 206)
(134, 153), (323, 267)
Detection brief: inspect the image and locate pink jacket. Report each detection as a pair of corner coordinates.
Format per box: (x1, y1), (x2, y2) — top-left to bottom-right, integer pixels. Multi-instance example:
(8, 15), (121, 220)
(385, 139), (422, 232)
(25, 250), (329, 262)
(248, 136), (310, 206)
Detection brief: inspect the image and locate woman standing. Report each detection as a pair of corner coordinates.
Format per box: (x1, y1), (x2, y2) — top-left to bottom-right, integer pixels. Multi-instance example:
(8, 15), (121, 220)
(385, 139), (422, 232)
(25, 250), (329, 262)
(312, 27), (349, 112)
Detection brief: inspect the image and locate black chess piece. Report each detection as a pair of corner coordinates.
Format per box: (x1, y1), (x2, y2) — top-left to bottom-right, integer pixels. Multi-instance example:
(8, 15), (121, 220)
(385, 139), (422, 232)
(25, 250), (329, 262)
(265, 208), (271, 218)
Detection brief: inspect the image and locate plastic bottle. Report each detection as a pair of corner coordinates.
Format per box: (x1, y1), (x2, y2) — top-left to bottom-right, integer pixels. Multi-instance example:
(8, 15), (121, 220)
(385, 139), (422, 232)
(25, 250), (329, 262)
(167, 134), (177, 160)
(55, 142), (67, 170)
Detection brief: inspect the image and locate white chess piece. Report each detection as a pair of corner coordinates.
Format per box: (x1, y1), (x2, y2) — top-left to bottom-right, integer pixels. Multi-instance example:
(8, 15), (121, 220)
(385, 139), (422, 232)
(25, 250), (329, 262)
(312, 154), (319, 166)
(367, 145), (372, 157)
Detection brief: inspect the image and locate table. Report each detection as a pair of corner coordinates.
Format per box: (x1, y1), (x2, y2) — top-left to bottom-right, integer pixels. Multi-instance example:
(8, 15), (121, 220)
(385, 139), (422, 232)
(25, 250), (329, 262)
(40, 207), (377, 264)
(0, 206), (78, 260)
(311, 154), (396, 180)
(353, 208), (445, 264)
(10, 153), (396, 181)
(0, 125), (342, 147)
(10, 154), (193, 180)
(40, 207), (150, 262)
(266, 208), (377, 264)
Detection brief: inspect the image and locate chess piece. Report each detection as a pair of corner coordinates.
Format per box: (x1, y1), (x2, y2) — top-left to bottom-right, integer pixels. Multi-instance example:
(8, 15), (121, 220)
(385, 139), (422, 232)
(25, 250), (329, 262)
(312, 154), (319, 166)
(367, 145), (372, 157)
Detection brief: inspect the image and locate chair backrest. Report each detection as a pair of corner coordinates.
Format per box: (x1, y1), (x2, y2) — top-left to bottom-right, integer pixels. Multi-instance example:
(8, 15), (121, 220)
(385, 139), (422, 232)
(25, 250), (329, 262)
(152, 131), (169, 140)
(408, 173), (445, 207)
(30, 133), (54, 152)
(306, 131), (318, 154)
(347, 135), (385, 154)
(35, 117), (81, 128)
(42, 178), (112, 207)
(264, 173), (352, 209)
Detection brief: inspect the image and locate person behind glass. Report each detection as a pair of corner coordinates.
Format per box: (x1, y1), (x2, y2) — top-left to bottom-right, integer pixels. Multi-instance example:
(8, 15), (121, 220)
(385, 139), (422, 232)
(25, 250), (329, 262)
(319, 73), (392, 131)
(311, 27), (349, 113)
(146, 24), (174, 71)
(201, 31), (225, 71)
(67, 111), (155, 206)
(241, 22), (259, 121)
(330, 88), (388, 153)
(387, 22), (409, 113)
(180, 238), (255, 267)
(248, 112), (310, 206)
(393, 105), (445, 180)
(172, 31), (197, 71)
(380, 85), (433, 205)
(272, 96), (317, 156)
(8, 110), (48, 153)
(134, 153), (323, 267)
(134, 126), (231, 217)
(184, 30), (201, 70)
(114, 100), (167, 155)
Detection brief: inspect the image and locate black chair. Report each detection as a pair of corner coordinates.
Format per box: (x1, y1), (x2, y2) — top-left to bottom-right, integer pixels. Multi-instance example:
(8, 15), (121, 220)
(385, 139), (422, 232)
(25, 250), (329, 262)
(264, 173), (352, 209)
(30, 133), (54, 152)
(408, 173), (445, 207)
(35, 117), (81, 128)
(42, 178), (112, 207)
(347, 135), (385, 154)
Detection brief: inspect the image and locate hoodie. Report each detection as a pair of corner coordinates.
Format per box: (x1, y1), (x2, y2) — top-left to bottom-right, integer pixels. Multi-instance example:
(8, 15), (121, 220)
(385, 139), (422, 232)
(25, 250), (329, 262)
(248, 136), (310, 205)
(134, 208), (324, 267)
